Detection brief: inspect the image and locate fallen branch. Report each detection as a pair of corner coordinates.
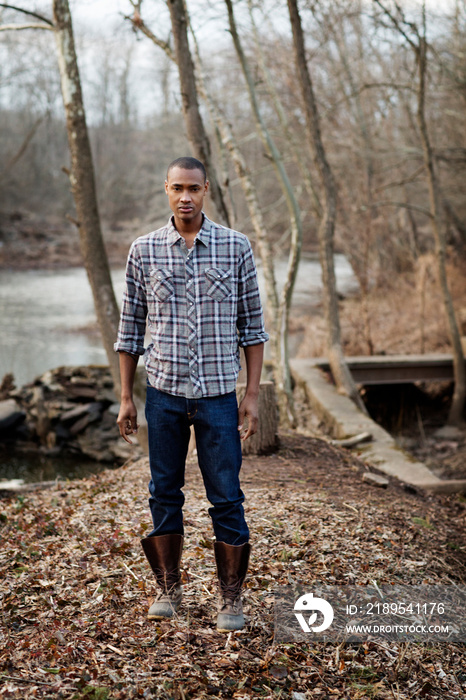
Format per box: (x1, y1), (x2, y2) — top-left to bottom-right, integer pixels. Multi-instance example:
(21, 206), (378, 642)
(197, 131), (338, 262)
(330, 431), (373, 448)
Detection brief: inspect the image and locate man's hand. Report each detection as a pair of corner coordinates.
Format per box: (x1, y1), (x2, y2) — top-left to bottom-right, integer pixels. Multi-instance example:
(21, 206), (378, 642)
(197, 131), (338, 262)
(117, 398), (139, 444)
(238, 393), (259, 441)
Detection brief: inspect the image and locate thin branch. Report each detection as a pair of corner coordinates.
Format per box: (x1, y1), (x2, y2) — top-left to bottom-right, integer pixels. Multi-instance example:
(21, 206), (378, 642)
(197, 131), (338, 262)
(369, 200), (432, 217)
(0, 3), (53, 26)
(124, 1), (173, 60)
(0, 22), (53, 31)
(434, 149), (466, 164)
(0, 116), (44, 181)
(374, 165), (424, 193)
(324, 81), (416, 118)
(373, 0), (419, 51)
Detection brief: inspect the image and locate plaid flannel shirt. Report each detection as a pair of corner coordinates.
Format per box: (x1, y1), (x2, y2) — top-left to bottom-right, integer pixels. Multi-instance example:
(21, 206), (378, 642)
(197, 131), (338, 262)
(114, 215), (269, 398)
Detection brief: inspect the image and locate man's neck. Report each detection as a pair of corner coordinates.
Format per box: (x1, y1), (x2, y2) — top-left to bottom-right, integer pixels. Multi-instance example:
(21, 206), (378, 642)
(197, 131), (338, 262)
(173, 213), (203, 248)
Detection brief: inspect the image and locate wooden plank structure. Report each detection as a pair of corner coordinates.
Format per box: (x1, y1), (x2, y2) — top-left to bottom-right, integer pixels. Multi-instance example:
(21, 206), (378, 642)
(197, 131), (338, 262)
(315, 354), (457, 385)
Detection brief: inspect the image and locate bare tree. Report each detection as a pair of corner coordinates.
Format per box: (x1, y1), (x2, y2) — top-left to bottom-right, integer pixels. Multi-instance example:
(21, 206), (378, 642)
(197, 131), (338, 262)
(0, 2), (122, 393)
(3, 0), (465, 411)
(166, 0), (231, 226)
(129, 0), (231, 227)
(247, 0), (322, 218)
(287, 0), (366, 412)
(374, 0), (465, 425)
(312, 2), (376, 354)
(225, 0), (303, 424)
(52, 0), (121, 393)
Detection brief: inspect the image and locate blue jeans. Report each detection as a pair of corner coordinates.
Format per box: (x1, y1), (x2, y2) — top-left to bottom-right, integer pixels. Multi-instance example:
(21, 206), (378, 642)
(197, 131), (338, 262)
(145, 385), (249, 545)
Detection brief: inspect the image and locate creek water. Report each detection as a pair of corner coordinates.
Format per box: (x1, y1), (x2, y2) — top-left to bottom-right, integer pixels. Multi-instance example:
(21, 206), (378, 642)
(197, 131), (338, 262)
(0, 268), (126, 388)
(0, 254), (357, 388)
(0, 255), (358, 482)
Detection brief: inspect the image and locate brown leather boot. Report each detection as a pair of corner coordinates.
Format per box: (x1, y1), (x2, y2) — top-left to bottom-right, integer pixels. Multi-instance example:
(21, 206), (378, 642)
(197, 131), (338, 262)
(214, 541), (250, 632)
(141, 534), (183, 620)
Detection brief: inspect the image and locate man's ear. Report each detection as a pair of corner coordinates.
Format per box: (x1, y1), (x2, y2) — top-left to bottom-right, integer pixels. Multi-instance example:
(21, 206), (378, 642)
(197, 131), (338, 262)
(164, 180), (169, 194)
(204, 179), (210, 194)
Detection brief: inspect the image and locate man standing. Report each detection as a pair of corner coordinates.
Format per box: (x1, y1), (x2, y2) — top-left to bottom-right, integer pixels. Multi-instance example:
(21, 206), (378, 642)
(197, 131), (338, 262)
(114, 157), (268, 632)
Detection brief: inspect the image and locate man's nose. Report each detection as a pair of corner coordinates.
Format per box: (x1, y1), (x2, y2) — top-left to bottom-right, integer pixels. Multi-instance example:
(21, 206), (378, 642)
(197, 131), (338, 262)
(180, 189), (192, 201)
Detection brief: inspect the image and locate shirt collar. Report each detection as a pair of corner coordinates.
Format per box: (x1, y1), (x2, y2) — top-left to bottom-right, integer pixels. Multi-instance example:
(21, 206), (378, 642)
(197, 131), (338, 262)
(166, 213), (212, 248)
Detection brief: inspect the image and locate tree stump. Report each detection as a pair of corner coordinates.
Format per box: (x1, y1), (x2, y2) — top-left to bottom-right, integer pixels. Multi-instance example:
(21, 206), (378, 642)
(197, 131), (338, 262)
(236, 381), (279, 455)
(187, 381), (279, 457)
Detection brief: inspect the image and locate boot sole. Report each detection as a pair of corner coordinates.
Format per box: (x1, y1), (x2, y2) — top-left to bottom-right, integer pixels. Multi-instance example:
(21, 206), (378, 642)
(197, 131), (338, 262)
(147, 601), (181, 620)
(216, 615), (245, 632)
(147, 606), (181, 620)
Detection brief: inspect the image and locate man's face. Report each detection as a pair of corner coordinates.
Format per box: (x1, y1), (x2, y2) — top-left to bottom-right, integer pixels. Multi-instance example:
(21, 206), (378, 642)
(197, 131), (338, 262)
(165, 166), (209, 226)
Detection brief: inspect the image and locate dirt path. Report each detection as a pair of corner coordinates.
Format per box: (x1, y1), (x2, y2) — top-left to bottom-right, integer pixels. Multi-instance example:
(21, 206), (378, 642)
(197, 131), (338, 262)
(1, 432), (465, 699)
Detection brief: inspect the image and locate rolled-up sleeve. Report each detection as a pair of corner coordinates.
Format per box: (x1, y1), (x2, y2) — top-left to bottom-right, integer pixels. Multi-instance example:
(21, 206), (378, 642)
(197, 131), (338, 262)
(114, 242), (147, 356)
(237, 240), (269, 347)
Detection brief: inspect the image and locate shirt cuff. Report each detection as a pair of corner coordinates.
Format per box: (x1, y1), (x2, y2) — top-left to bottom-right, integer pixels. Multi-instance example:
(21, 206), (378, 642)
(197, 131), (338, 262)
(238, 331), (269, 348)
(113, 341), (145, 355)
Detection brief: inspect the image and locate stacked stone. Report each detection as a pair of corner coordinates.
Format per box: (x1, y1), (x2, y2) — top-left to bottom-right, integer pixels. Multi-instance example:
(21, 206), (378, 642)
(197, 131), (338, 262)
(0, 366), (136, 464)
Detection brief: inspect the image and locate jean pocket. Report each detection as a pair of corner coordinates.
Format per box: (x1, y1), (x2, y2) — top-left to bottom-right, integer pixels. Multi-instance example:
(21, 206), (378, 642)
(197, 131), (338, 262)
(150, 268), (174, 302)
(205, 267), (232, 302)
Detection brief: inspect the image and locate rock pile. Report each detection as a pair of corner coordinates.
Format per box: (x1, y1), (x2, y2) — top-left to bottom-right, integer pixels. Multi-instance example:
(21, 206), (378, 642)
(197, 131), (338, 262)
(0, 366), (139, 464)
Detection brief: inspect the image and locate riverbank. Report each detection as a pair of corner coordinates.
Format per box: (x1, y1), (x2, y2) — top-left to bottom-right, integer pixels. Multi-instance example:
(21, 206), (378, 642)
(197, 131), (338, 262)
(1, 432), (465, 699)
(0, 211), (140, 271)
(0, 366), (138, 482)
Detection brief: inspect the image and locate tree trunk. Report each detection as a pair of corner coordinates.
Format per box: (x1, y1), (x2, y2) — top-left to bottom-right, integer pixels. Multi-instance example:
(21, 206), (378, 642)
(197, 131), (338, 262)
(236, 382), (279, 455)
(52, 0), (121, 395)
(188, 382), (279, 457)
(287, 0), (367, 413)
(225, 0), (303, 426)
(416, 35), (465, 425)
(325, 9), (375, 353)
(166, 0), (231, 227)
(247, 0), (322, 218)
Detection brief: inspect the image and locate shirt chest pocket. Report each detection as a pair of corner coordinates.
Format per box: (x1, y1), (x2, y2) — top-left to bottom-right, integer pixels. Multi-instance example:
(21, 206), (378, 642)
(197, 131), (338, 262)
(205, 268), (232, 302)
(150, 268), (174, 302)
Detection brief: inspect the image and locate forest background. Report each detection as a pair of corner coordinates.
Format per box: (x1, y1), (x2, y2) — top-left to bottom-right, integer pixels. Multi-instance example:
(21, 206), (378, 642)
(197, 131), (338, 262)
(1, 0), (466, 422)
(1, 3), (466, 699)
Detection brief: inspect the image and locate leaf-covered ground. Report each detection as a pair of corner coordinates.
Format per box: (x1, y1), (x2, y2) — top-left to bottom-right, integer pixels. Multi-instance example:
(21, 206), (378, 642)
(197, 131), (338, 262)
(1, 433), (465, 699)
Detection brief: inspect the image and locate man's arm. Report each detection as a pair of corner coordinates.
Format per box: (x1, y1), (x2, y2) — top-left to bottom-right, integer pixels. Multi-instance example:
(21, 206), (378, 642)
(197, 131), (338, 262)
(116, 352), (139, 443)
(238, 342), (264, 441)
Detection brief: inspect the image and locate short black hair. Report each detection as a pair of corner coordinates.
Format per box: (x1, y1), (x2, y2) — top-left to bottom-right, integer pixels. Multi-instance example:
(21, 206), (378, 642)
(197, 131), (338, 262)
(167, 156), (207, 182)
